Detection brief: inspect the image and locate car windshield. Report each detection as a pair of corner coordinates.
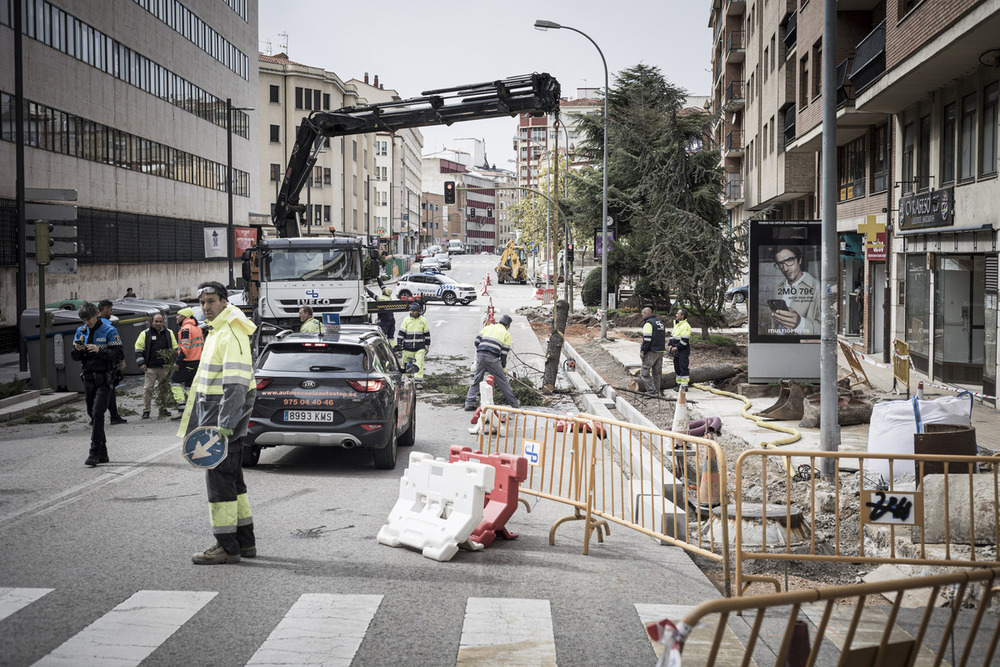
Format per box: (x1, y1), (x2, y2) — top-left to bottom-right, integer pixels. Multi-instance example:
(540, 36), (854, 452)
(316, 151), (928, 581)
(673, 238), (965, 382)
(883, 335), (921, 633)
(263, 247), (362, 282)
(258, 344), (368, 372)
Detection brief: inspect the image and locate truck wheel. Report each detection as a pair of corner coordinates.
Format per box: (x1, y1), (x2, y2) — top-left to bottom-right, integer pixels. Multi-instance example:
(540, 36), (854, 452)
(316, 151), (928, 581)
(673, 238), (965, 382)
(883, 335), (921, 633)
(442, 292), (458, 305)
(397, 289), (412, 300)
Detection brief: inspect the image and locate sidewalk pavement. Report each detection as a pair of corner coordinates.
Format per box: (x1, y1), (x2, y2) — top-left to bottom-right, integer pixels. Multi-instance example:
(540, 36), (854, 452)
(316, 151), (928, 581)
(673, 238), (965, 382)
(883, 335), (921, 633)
(594, 329), (1000, 459)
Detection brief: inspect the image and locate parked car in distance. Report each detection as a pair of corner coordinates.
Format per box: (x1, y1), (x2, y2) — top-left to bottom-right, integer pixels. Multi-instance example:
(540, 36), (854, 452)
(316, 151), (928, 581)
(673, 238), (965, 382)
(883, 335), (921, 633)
(434, 252), (451, 270)
(395, 272), (477, 305)
(726, 284), (749, 304)
(243, 328), (417, 470)
(416, 246), (441, 262)
(420, 256), (441, 271)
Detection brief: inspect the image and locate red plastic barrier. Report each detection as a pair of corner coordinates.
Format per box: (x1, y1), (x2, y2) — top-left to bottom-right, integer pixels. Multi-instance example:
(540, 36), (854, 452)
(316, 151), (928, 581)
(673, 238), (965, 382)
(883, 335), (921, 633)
(448, 446), (528, 548)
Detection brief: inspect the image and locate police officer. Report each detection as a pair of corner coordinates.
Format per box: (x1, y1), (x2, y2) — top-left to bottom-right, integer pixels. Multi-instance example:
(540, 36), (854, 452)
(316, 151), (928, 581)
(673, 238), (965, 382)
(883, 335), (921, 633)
(668, 309), (692, 391)
(298, 305), (321, 333)
(97, 299), (127, 425)
(464, 314), (521, 411)
(396, 302), (430, 383)
(71, 302), (125, 467)
(639, 306), (666, 396)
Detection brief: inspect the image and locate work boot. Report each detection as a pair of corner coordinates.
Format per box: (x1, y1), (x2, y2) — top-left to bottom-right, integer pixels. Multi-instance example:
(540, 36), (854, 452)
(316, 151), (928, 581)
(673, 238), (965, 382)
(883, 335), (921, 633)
(85, 445), (100, 467)
(110, 417), (127, 425)
(464, 404), (477, 412)
(192, 542), (241, 565)
(141, 411), (150, 419)
(98, 444), (109, 464)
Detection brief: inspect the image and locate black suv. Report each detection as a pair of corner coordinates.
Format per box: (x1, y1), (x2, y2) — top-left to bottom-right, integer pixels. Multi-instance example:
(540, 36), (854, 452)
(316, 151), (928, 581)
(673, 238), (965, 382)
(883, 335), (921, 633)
(243, 328), (417, 469)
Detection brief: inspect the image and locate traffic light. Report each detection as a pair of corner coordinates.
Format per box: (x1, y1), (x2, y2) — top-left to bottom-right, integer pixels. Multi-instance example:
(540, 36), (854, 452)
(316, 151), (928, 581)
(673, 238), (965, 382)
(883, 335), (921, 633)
(567, 243), (574, 264)
(444, 181), (456, 204)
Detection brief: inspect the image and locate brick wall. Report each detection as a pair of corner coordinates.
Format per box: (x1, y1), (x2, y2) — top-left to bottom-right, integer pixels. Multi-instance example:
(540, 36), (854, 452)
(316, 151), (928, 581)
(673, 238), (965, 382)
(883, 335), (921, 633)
(886, 0), (985, 69)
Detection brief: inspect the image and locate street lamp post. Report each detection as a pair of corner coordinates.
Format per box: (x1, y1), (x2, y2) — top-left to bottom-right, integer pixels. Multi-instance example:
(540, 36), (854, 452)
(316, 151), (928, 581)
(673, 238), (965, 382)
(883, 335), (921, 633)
(226, 98), (253, 288)
(534, 20), (609, 338)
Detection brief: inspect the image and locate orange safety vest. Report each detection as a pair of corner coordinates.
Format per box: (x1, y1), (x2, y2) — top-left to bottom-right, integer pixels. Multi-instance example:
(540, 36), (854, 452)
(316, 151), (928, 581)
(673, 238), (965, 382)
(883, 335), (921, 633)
(177, 316), (204, 363)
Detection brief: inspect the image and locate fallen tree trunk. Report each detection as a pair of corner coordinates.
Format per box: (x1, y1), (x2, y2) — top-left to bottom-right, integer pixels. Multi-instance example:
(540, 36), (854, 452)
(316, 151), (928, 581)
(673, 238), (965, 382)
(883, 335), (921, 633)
(541, 299), (570, 394)
(660, 363), (739, 390)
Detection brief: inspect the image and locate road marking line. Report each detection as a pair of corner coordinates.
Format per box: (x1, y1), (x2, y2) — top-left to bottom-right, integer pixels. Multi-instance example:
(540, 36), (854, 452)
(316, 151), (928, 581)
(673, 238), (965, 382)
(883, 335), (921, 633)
(457, 597), (556, 665)
(0, 587), (53, 622)
(635, 603), (757, 666)
(246, 593), (383, 666)
(33, 590), (216, 666)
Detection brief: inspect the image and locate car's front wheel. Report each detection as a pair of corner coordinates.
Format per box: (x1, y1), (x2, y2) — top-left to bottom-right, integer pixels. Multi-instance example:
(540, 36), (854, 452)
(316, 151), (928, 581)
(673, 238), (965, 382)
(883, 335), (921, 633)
(373, 415), (398, 469)
(242, 444), (262, 467)
(442, 292), (458, 305)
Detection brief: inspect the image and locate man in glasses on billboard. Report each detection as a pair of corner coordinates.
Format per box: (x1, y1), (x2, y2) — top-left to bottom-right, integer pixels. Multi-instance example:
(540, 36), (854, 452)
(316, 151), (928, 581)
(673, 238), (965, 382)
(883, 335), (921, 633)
(767, 246), (821, 336)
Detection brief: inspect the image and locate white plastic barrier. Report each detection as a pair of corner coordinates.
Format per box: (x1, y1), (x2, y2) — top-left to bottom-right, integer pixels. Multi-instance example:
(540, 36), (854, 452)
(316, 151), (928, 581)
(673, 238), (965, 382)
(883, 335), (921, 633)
(468, 374), (506, 436)
(377, 451), (495, 561)
(866, 392), (974, 482)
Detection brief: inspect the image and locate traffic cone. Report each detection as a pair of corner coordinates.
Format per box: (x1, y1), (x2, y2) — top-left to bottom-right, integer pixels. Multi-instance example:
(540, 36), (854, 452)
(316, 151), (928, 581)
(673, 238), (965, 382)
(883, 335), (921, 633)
(697, 436), (721, 506)
(671, 387), (690, 435)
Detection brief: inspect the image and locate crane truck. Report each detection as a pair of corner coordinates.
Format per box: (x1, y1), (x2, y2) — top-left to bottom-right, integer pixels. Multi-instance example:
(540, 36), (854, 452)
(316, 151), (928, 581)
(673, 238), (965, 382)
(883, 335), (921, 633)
(241, 73), (561, 349)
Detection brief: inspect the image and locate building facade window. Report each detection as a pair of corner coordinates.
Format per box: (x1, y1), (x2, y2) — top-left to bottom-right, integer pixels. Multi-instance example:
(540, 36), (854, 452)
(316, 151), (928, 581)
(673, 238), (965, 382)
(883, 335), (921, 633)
(269, 163), (280, 181)
(269, 124), (280, 143)
(799, 55), (809, 108)
(980, 83), (998, 177)
(812, 41), (822, 99)
(269, 85), (279, 103)
(902, 122), (914, 195)
(837, 136), (865, 201)
(960, 93), (977, 181)
(918, 115), (931, 190)
(942, 102), (956, 185)
(871, 124), (888, 193)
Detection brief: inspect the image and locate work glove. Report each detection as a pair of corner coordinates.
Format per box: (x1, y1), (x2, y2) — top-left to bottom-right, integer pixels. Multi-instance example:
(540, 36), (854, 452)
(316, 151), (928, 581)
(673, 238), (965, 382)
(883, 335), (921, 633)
(218, 426), (234, 439)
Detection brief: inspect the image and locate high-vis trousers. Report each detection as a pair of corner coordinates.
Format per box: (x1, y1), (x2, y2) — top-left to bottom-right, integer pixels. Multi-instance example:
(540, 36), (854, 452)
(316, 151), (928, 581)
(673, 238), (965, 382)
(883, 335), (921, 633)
(401, 348), (426, 379)
(205, 438), (254, 555)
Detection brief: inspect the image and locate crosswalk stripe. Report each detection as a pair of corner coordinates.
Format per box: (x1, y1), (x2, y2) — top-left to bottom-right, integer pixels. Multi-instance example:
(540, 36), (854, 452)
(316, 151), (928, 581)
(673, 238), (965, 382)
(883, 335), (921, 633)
(0, 587), (53, 622)
(635, 603), (757, 666)
(246, 593), (383, 667)
(457, 597), (556, 665)
(33, 590), (216, 666)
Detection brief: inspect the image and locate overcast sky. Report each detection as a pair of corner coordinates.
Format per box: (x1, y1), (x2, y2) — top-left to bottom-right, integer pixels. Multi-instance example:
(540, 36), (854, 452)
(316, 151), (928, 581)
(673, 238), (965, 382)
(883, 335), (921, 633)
(258, 1), (712, 168)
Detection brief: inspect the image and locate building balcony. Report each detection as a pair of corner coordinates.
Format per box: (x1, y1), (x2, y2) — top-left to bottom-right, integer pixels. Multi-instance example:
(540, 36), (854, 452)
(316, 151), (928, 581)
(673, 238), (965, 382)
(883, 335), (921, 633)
(725, 130), (745, 156)
(714, 58), (722, 83)
(726, 30), (745, 63)
(836, 56), (854, 107)
(724, 179), (744, 208)
(726, 0), (746, 15)
(782, 10), (797, 53)
(849, 20), (885, 95)
(726, 81), (745, 108)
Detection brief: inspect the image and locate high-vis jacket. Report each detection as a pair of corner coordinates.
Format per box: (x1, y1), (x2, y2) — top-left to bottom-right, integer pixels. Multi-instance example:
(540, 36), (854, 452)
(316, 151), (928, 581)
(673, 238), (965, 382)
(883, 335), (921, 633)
(176, 315), (205, 363)
(669, 318), (692, 352)
(396, 314), (430, 351)
(299, 317), (321, 333)
(135, 326), (178, 367)
(474, 323), (512, 367)
(641, 315), (666, 353)
(177, 305), (256, 438)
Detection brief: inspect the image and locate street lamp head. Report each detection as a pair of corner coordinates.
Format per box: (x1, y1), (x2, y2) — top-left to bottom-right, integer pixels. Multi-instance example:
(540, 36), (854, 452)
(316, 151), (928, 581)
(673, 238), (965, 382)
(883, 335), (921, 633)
(534, 19), (562, 31)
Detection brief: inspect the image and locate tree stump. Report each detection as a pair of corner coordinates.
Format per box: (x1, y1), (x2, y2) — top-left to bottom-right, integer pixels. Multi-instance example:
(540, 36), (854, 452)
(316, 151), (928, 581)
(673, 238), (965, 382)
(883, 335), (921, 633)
(542, 299), (570, 393)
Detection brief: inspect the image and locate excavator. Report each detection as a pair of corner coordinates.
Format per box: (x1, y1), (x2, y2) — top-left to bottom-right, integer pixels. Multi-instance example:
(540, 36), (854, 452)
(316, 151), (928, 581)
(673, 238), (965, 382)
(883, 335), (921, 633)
(495, 240), (528, 284)
(242, 73), (561, 350)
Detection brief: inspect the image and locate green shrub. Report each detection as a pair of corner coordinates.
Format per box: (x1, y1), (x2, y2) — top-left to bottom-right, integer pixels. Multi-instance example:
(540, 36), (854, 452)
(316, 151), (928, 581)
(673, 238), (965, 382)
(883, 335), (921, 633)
(581, 267), (602, 307)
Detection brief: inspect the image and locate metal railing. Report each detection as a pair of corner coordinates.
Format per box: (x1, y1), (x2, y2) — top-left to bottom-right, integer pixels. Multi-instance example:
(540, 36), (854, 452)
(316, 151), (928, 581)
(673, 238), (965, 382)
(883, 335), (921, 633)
(726, 81), (744, 104)
(648, 565), (1000, 666)
(850, 20), (886, 94)
(836, 56), (855, 106)
(725, 179), (744, 200)
(782, 10), (797, 52)
(734, 449), (1000, 597)
(726, 130), (744, 151)
(477, 408), (732, 594)
(727, 30), (744, 57)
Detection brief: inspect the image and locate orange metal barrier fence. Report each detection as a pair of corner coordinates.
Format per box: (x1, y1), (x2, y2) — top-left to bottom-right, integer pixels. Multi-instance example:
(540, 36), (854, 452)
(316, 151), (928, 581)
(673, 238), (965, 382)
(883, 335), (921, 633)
(647, 565), (1000, 666)
(734, 449), (1000, 598)
(476, 407), (732, 595)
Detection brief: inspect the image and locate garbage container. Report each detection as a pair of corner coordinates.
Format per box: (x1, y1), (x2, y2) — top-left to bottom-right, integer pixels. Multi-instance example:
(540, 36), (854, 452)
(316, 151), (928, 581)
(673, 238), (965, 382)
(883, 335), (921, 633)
(20, 308), (118, 393)
(125, 298), (187, 339)
(46, 299), (89, 312)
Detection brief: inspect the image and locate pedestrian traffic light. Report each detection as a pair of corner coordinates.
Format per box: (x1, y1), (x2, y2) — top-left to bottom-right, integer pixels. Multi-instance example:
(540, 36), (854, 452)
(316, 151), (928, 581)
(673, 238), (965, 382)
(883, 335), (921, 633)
(444, 181), (456, 204)
(567, 243), (574, 264)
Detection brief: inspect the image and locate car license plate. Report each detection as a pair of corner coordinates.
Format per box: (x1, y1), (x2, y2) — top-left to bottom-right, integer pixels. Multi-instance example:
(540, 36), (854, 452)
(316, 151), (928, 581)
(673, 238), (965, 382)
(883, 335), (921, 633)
(283, 410), (334, 423)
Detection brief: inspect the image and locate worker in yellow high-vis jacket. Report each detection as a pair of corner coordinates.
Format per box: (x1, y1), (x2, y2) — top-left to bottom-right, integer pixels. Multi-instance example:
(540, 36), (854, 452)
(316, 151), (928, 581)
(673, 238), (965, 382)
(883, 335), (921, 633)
(177, 281), (257, 565)
(396, 302), (430, 383)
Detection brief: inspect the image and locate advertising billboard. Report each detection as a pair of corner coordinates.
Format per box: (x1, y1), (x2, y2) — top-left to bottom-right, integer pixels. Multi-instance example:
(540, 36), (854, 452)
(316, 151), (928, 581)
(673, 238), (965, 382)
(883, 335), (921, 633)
(749, 219), (823, 344)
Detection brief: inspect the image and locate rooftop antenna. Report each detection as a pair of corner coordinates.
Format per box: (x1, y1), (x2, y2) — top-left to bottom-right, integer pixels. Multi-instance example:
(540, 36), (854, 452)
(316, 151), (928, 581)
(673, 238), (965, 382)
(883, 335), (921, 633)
(260, 39), (272, 56)
(278, 31), (289, 55)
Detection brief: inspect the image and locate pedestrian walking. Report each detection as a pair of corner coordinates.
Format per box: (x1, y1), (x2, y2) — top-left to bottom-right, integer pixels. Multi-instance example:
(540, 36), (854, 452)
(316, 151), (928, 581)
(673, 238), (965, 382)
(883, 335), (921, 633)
(668, 309), (692, 391)
(176, 281), (257, 565)
(171, 307), (203, 418)
(639, 306), (666, 396)
(135, 313), (178, 419)
(464, 314), (521, 411)
(396, 302), (430, 384)
(97, 299), (127, 424)
(298, 305), (321, 333)
(71, 302), (124, 467)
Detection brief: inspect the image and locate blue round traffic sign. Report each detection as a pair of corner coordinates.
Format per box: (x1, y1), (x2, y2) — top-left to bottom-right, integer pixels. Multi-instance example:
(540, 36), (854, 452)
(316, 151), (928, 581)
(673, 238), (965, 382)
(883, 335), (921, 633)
(182, 426), (228, 469)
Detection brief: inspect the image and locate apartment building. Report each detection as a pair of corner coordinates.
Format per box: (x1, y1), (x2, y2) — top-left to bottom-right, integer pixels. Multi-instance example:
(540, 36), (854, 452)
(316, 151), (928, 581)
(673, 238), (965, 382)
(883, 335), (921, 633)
(421, 146), (499, 253)
(711, 0), (1000, 400)
(0, 0), (258, 340)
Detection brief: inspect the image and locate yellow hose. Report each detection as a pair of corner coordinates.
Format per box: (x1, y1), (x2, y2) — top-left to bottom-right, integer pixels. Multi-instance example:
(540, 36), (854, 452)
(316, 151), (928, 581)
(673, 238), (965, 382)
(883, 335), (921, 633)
(691, 382), (801, 450)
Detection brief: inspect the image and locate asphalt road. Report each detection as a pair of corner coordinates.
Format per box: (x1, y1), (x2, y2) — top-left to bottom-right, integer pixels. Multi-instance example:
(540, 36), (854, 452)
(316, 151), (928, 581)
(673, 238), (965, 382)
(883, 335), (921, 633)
(0, 255), (719, 666)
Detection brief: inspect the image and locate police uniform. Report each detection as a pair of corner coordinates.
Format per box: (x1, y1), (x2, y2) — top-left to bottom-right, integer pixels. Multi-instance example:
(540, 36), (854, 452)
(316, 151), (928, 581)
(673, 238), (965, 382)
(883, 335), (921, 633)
(71, 318), (124, 466)
(639, 313), (667, 396)
(396, 306), (430, 379)
(464, 316), (520, 410)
